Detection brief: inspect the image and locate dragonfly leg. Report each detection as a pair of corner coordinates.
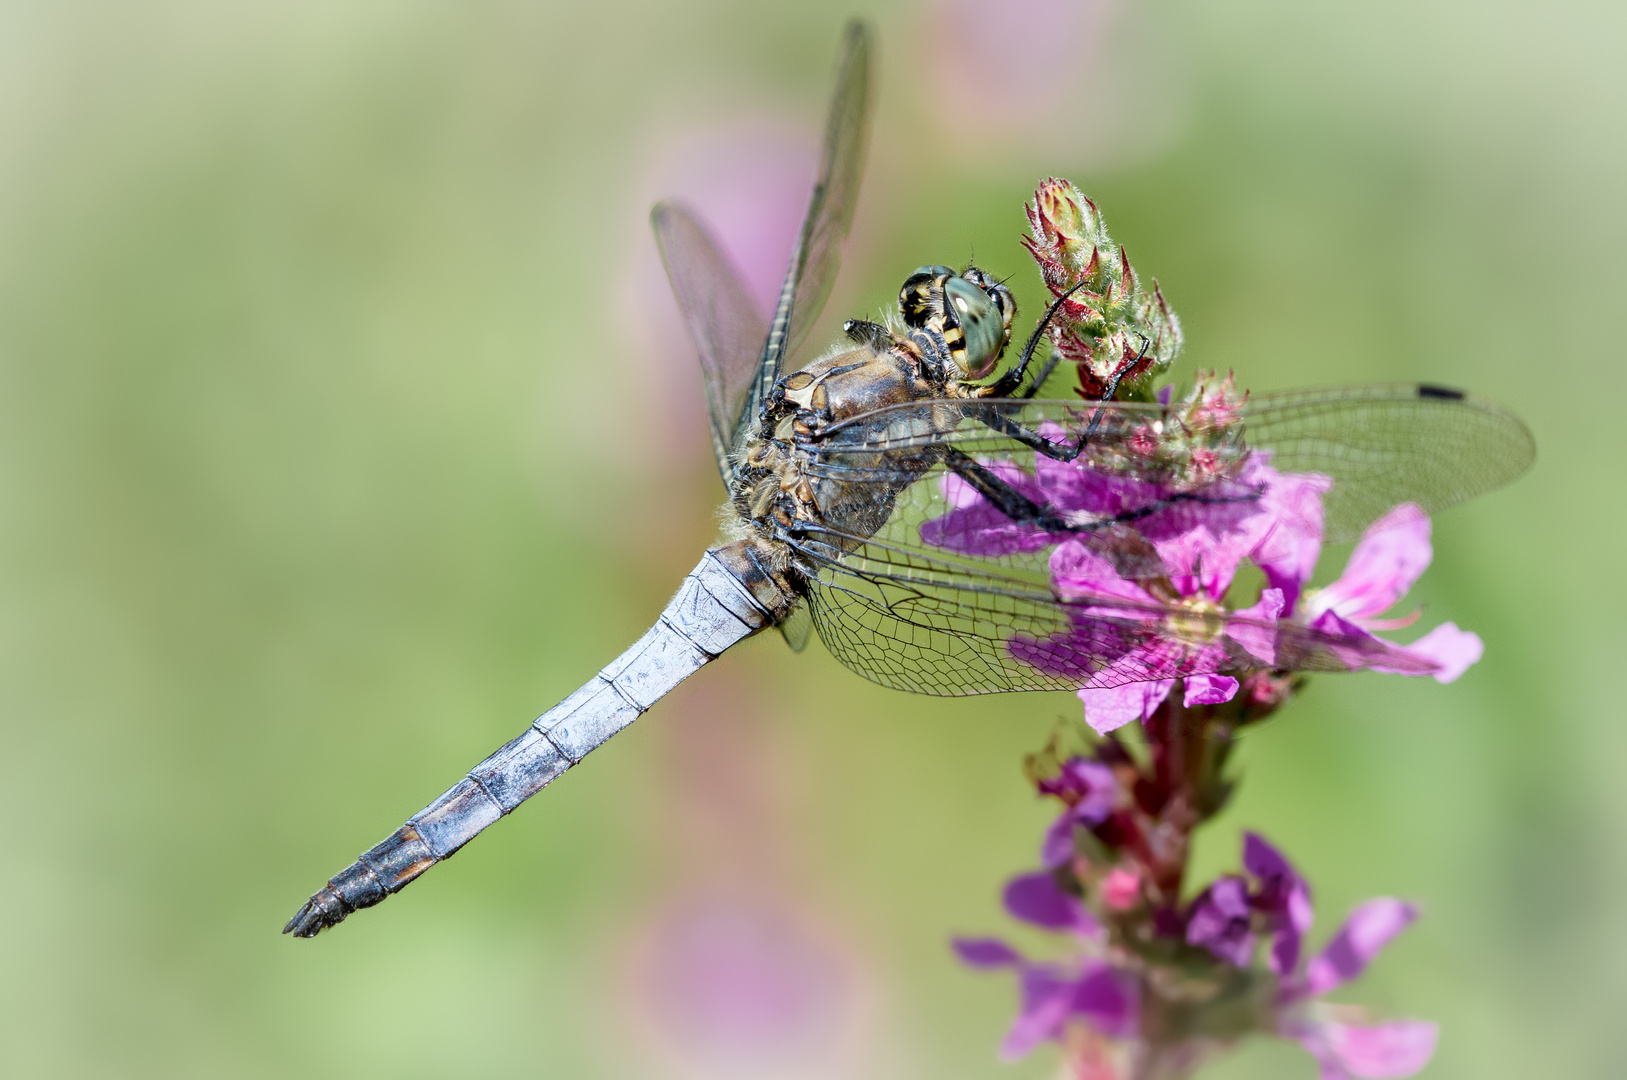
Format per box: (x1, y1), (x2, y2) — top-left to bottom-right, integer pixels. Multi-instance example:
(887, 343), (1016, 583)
(942, 447), (1077, 532)
(965, 335), (1155, 465)
(944, 446), (1266, 538)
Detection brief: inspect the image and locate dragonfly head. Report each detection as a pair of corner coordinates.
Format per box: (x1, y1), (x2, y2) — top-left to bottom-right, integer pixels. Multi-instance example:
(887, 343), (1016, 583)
(898, 265), (1015, 380)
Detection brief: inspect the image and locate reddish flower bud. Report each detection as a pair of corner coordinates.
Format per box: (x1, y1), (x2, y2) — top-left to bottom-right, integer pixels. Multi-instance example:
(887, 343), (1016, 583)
(1021, 179), (1184, 401)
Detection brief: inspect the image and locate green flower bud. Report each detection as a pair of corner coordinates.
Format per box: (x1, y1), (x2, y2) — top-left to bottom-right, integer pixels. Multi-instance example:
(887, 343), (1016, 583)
(1022, 178), (1183, 401)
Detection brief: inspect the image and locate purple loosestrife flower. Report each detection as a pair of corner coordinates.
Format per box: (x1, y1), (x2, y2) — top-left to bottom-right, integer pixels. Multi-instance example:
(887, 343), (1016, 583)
(1279, 897), (1435, 1080)
(939, 179), (1483, 1080)
(1245, 831), (1315, 975)
(922, 414), (1484, 733)
(1294, 502), (1483, 684)
(1183, 833), (1313, 975)
(1184, 875), (1254, 966)
(996, 441), (1323, 731)
(1037, 757), (1118, 868)
(956, 823), (1436, 1080)
(950, 938), (1139, 1059)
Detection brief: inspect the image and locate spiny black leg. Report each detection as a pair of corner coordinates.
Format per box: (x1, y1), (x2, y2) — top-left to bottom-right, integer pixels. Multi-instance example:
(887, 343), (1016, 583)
(969, 333), (1157, 465)
(961, 409), (1092, 463)
(843, 319), (890, 349)
(943, 447), (1077, 532)
(909, 327), (953, 384)
(944, 446), (1266, 537)
(1080, 333), (1152, 442)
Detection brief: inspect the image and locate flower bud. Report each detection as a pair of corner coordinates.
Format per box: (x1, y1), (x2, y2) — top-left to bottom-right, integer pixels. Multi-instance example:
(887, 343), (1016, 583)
(1021, 178), (1184, 401)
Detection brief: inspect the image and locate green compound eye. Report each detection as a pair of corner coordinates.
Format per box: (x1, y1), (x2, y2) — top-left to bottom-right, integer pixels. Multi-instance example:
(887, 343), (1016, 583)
(944, 275), (1003, 377)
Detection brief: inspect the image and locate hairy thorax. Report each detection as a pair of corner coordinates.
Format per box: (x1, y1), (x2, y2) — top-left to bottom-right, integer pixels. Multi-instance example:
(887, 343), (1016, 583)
(731, 335), (948, 545)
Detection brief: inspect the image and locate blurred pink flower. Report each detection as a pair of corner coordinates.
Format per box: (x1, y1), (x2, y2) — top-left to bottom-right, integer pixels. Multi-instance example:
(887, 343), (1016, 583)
(957, 828), (1435, 1079)
(1279, 898), (1435, 1080)
(624, 889), (869, 1077)
(952, 937), (1139, 1060)
(923, 0), (1114, 135)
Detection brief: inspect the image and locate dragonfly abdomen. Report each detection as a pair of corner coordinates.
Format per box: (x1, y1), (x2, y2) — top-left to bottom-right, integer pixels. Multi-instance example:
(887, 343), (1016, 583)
(284, 540), (797, 937)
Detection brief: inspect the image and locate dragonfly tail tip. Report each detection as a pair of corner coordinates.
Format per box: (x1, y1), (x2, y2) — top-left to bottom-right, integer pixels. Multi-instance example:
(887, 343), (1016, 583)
(282, 887), (349, 938)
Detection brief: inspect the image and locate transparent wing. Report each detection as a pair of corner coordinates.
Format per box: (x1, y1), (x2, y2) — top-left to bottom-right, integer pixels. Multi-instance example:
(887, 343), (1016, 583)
(741, 20), (874, 437)
(815, 384), (1535, 545)
(787, 383), (1532, 695)
(651, 201), (771, 480)
(777, 603), (814, 653)
(794, 529), (1438, 697)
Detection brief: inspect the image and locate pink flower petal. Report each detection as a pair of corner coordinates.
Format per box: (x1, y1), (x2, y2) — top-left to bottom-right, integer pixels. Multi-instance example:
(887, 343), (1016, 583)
(1307, 609), (1441, 677)
(1307, 898), (1419, 995)
(1003, 871), (1100, 938)
(1249, 467), (1333, 609)
(951, 936), (1023, 969)
(1050, 540), (1157, 606)
(1001, 966), (1073, 1060)
(1324, 1020), (1438, 1078)
(1070, 964), (1140, 1039)
(1312, 504), (1431, 622)
(1141, 460), (1286, 600)
(1242, 831), (1296, 881)
(1078, 679), (1174, 734)
(1228, 588), (1284, 665)
(1040, 810), (1077, 869)
(924, 461), (1057, 555)
(1405, 622), (1483, 683)
(1184, 673), (1239, 706)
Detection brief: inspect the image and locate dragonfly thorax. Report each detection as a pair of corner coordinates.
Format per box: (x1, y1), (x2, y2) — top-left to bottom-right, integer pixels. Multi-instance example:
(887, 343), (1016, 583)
(735, 333), (941, 543)
(733, 266), (1020, 552)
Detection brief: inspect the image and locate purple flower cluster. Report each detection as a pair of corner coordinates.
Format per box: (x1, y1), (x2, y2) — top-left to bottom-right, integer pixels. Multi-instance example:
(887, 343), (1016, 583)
(935, 182), (1487, 1079)
(922, 375), (1482, 734)
(1186, 833), (1313, 972)
(956, 809), (1436, 1079)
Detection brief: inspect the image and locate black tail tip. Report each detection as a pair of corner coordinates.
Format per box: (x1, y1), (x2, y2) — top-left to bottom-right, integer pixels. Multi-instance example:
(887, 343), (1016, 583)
(283, 887), (350, 938)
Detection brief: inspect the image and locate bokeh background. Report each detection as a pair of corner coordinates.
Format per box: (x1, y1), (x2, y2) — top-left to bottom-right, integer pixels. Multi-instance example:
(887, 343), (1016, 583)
(1, 1), (1621, 1077)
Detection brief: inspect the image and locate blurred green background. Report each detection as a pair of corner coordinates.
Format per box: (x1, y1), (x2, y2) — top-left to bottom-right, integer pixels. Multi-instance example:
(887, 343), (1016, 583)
(1, 1), (1620, 1077)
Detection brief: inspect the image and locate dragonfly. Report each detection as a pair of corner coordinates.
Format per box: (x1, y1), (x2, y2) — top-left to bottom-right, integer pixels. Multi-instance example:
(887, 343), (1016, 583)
(285, 20), (1534, 937)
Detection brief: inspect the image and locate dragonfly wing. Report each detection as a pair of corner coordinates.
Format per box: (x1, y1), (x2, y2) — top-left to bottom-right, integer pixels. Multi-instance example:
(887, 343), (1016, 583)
(814, 383), (1535, 546)
(793, 528), (1433, 697)
(777, 602), (814, 653)
(1234, 383), (1535, 543)
(741, 20), (874, 439)
(784, 383), (1532, 695)
(651, 201), (771, 480)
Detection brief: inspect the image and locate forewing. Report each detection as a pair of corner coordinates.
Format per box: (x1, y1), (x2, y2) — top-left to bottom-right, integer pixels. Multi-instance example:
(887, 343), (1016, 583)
(741, 20), (873, 437)
(788, 383), (1531, 695)
(815, 383), (1534, 545)
(651, 201), (771, 480)
(1233, 384), (1535, 543)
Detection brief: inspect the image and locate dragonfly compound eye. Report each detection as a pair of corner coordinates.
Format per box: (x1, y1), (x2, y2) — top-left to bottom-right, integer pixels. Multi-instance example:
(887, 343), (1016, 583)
(943, 275), (1008, 379)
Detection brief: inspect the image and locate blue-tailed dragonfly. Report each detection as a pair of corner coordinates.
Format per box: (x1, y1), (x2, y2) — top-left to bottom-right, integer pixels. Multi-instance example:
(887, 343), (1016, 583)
(286, 21), (1532, 936)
